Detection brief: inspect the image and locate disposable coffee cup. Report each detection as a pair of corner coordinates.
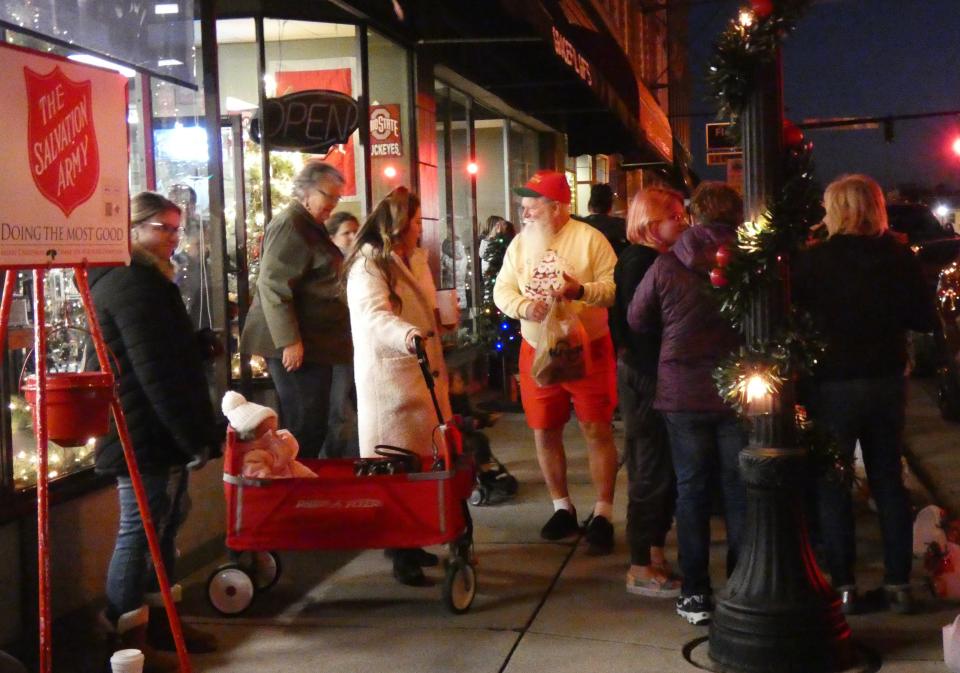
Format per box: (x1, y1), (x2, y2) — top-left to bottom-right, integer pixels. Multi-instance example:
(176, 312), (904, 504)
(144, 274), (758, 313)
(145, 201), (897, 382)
(110, 649), (145, 673)
(436, 289), (459, 327)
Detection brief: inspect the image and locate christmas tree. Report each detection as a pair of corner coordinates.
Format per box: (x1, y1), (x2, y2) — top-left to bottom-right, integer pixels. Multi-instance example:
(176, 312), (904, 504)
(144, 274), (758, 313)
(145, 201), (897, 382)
(477, 234), (520, 358)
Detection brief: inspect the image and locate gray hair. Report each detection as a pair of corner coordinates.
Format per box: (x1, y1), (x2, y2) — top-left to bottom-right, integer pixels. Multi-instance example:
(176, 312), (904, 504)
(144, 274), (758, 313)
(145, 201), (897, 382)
(292, 159), (345, 201)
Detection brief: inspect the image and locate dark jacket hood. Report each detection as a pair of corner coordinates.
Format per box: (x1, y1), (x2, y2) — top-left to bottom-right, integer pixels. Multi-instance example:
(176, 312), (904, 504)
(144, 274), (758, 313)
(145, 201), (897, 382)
(672, 222), (736, 274)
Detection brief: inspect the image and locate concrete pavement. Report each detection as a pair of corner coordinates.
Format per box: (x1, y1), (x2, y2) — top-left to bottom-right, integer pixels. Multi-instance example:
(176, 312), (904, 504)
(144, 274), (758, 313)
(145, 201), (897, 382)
(44, 378), (960, 672)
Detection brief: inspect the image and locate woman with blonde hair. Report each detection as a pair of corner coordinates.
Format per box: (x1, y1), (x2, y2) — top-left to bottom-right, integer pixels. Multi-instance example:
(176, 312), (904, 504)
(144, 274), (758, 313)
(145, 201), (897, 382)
(794, 173), (937, 615)
(344, 186), (456, 586)
(611, 186), (687, 598)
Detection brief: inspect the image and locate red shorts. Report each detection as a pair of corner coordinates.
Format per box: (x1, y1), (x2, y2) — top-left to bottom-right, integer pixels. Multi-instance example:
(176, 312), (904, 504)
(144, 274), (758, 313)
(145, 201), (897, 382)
(518, 334), (617, 429)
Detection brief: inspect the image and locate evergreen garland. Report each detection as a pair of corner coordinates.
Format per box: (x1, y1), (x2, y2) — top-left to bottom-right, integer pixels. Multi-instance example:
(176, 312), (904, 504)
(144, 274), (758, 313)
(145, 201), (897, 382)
(707, 0), (812, 134)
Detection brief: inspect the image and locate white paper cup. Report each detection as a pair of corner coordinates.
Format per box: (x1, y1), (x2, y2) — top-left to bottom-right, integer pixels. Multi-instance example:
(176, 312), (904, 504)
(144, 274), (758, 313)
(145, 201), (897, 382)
(436, 289), (459, 326)
(110, 649), (145, 673)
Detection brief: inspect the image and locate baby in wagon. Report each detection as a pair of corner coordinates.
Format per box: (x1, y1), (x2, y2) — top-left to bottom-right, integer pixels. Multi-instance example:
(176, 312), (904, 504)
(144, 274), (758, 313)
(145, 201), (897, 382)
(221, 391), (317, 479)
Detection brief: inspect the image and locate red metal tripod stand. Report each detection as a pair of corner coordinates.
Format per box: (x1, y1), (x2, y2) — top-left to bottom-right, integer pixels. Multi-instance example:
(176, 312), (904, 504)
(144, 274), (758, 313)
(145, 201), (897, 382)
(0, 266), (191, 673)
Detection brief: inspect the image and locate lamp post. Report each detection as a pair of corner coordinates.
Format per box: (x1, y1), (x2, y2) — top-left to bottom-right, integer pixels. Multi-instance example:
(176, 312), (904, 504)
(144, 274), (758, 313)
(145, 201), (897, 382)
(706, 42), (857, 673)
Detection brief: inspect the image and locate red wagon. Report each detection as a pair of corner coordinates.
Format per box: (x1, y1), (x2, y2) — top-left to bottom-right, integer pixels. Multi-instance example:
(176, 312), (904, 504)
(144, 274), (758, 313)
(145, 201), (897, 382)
(207, 340), (478, 615)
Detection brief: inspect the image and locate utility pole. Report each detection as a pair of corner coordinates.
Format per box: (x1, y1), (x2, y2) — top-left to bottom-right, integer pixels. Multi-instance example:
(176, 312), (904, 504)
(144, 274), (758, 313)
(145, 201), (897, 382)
(706, 45), (857, 673)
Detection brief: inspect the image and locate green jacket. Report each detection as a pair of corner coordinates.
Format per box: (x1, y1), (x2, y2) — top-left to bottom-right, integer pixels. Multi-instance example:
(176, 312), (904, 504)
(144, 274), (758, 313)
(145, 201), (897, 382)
(240, 201), (352, 364)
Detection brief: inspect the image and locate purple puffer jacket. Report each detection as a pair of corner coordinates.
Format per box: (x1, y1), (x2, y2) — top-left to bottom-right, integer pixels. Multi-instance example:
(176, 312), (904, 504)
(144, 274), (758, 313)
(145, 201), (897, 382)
(627, 223), (742, 413)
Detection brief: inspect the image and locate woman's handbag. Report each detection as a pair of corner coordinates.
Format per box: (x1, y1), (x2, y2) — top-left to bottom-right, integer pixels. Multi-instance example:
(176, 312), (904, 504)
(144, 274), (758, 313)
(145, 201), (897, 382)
(530, 299), (591, 386)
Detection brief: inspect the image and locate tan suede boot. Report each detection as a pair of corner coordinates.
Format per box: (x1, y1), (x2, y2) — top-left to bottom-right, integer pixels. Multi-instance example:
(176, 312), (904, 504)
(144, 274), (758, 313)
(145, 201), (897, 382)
(99, 606), (180, 673)
(145, 586), (218, 654)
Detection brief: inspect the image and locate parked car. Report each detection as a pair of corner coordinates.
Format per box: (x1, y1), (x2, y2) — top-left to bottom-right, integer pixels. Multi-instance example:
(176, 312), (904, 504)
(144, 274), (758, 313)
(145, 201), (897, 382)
(885, 204), (960, 383)
(887, 203), (960, 286)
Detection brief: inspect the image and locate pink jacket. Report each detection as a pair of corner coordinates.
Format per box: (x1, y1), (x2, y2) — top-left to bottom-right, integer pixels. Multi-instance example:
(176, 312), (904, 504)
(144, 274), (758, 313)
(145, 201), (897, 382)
(240, 429), (317, 479)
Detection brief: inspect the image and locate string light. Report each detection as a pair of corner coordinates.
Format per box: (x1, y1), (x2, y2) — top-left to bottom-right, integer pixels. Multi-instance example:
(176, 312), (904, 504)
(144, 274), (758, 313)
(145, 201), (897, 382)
(737, 216), (772, 254)
(738, 9), (755, 27)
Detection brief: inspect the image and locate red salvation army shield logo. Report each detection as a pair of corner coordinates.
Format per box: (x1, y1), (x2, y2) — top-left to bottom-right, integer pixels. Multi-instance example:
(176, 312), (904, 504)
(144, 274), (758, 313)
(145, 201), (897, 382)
(24, 66), (100, 217)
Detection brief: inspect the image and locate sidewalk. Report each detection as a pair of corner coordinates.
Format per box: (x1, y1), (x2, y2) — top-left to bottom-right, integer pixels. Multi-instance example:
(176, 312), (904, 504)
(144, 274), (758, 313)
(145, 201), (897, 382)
(903, 378), (960, 517)
(50, 385), (959, 673)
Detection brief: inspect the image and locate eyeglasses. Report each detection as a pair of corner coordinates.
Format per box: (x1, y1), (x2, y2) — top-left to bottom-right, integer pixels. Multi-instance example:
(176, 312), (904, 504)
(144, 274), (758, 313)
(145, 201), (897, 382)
(315, 188), (341, 205)
(144, 221), (183, 235)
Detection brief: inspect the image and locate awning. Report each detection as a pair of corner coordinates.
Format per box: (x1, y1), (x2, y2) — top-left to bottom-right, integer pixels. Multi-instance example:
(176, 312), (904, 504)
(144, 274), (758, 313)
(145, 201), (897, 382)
(410, 0), (672, 162)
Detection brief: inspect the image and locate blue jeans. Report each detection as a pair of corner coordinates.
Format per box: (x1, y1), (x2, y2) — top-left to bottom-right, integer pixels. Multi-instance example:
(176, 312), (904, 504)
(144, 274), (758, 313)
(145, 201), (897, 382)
(663, 411), (747, 596)
(268, 359), (341, 459)
(321, 363), (360, 459)
(811, 376), (912, 586)
(105, 468), (190, 619)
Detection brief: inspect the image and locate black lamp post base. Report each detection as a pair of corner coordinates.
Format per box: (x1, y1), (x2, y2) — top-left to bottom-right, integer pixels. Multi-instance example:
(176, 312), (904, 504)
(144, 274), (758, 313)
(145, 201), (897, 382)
(707, 448), (857, 673)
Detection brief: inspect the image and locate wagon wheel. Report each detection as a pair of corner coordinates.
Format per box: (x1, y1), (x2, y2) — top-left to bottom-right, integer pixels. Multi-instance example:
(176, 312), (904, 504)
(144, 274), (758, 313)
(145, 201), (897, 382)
(206, 564), (255, 616)
(442, 558), (476, 615)
(238, 551), (282, 591)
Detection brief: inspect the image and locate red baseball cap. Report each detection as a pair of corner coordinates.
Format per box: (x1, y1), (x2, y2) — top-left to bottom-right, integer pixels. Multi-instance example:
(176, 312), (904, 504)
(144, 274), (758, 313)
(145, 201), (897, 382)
(513, 170), (571, 204)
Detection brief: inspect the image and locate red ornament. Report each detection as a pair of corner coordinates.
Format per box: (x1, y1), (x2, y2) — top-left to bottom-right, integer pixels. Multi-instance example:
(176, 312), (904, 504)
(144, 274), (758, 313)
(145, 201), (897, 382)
(751, 0), (774, 18)
(710, 267), (728, 287)
(783, 120), (804, 148)
(715, 244), (732, 268)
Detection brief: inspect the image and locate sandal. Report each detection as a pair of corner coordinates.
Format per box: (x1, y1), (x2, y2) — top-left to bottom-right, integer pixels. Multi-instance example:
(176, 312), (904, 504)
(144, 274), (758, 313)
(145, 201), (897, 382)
(626, 571), (681, 598)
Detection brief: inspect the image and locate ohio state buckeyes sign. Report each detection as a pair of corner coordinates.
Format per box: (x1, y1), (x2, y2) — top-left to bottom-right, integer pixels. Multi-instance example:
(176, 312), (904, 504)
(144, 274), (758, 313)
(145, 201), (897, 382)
(1, 44), (129, 268)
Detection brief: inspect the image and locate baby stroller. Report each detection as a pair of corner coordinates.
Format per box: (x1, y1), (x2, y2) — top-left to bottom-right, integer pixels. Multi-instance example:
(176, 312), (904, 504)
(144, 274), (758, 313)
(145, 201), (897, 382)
(466, 429), (519, 506)
(449, 387), (519, 506)
(207, 338), (477, 615)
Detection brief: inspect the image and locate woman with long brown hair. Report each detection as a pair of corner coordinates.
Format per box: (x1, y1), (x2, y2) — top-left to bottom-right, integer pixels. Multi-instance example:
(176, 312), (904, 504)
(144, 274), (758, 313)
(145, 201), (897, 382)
(344, 186), (456, 586)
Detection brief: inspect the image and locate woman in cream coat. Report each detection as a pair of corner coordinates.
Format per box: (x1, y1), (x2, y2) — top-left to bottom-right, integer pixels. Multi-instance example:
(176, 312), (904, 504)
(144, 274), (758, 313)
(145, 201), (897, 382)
(344, 187), (455, 585)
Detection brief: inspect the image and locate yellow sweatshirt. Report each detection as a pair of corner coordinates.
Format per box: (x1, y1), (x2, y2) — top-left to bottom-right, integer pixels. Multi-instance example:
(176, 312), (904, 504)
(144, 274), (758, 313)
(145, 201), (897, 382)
(493, 217), (617, 345)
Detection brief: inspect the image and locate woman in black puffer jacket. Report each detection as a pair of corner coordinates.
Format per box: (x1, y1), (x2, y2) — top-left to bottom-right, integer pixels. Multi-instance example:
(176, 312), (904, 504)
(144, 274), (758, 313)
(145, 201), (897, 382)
(88, 192), (222, 667)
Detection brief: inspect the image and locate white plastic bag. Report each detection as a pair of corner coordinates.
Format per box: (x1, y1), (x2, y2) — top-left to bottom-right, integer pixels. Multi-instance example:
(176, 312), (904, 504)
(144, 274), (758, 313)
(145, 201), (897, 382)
(530, 300), (591, 386)
(944, 614), (960, 673)
(915, 504), (947, 556)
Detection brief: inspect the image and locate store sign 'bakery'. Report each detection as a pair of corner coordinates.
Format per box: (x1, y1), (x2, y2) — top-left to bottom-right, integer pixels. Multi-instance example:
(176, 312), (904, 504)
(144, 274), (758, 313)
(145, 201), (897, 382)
(552, 26), (592, 86)
(256, 89), (360, 154)
(369, 104), (402, 157)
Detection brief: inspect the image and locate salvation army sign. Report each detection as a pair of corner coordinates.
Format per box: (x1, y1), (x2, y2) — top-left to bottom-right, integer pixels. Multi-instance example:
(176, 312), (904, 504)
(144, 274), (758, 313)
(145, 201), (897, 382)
(0, 44), (129, 268)
(24, 66), (100, 217)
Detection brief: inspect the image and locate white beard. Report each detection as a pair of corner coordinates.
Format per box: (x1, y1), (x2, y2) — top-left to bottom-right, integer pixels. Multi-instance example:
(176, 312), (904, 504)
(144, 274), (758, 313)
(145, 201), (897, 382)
(522, 218), (554, 270)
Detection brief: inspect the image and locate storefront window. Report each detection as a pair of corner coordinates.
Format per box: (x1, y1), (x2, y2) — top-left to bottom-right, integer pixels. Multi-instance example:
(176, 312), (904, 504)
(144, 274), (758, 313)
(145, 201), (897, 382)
(436, 83), (475, 343)
(508, 121), (540, 222)
(263, 19), (364, 222)
(367, 29), (413, 204)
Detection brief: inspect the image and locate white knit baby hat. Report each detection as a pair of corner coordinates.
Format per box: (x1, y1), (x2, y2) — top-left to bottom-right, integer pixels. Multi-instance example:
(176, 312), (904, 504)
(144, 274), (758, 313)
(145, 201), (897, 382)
(221, 390), (277, 435)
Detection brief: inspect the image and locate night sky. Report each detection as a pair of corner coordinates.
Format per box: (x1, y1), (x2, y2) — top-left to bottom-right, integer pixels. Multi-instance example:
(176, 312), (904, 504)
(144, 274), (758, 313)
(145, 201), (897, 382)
(687, 0), (960, 191)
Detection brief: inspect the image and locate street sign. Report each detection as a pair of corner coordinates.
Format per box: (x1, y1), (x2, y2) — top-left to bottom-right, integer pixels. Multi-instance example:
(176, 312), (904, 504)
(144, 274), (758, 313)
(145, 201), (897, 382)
(706, 122), (740, 153)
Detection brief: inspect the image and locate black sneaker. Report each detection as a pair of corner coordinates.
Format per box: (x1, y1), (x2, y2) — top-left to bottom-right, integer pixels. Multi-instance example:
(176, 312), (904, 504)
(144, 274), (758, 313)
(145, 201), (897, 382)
(540, 507), (580, 540)
(676, 593), (712, 625)
(584, 515), (614, 556)
(883, 584), (916, 615)
(838, 585), (860, 615)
